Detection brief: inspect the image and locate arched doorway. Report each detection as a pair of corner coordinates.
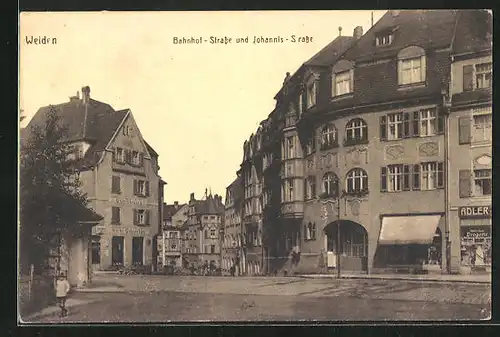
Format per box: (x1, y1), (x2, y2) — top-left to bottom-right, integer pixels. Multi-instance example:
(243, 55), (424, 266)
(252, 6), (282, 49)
(324, 220), (368, 272)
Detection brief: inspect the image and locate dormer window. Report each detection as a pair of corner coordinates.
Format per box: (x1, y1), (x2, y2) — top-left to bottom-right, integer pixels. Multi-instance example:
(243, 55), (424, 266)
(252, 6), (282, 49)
(375, 33), (394, 46)
(397, 46), (426, 86)
(306, 78), (317, 108)
(331, 60), (354, 97)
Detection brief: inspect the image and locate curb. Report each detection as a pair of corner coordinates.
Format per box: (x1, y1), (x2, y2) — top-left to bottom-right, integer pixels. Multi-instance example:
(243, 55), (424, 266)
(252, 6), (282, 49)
(296, 275), (491, 284)
(23, 300), (97, 322)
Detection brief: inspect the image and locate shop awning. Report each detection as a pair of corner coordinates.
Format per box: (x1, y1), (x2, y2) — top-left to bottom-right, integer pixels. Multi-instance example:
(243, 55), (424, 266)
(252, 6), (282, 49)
(379, 215), (442, 245)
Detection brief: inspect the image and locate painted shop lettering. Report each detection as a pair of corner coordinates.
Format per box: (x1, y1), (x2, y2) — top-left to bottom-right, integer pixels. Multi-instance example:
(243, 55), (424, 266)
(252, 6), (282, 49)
(459, 206), (491, 218)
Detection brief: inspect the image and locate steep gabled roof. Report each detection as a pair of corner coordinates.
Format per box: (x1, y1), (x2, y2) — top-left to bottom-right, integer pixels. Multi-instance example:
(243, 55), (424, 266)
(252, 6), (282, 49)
(194, 195), (224, 215)
(23, 92), (156, 170)
(163, 203), (188, 221)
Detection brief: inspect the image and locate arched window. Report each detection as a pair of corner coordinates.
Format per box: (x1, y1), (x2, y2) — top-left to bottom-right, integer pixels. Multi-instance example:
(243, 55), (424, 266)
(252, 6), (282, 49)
(346, 168), (369, 194)
(345, 118), (368, 145)
(321, 124), (337, 149)
(397, 46), (426, 86)
(322, 172), (339, 197)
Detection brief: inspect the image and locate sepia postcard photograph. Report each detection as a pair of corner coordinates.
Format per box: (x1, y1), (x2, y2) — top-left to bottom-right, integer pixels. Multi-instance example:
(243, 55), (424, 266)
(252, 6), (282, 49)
(18, 9), (492, 324)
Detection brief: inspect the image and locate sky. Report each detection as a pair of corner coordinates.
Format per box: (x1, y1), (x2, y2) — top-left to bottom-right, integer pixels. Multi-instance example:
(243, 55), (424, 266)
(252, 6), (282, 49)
(20, 10), (386, 204)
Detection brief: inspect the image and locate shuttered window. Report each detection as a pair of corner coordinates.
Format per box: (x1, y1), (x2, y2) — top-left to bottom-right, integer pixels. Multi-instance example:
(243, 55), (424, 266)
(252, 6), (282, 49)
(111, 176), (121, 194)
(111, 207), (121, 224)
(458, 117), (471, 144)
(463, 65), (474, 92)
(380, 167), (387, 192)
(437, 163), (445, 188)
(412, 111), (420, 137)
(412, 164), (420, 190)
(403, 165), (411, 190)
(459, 170), (472, 198)
(403, 112), (411, 138)
(380, 116), (387, 141)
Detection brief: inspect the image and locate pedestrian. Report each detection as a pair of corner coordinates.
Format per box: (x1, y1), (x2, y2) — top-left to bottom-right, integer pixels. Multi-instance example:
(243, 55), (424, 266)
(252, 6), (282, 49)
(230, 265), (235, 277)
(56, 272), (71, 317)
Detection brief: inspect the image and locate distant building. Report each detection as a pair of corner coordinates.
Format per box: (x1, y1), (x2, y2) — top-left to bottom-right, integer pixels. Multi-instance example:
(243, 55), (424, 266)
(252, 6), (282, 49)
(158, 201), (188, 267)
(183, 191), (224, 268)
(222, 175), (244, 275)
(25, 86), (165, 276)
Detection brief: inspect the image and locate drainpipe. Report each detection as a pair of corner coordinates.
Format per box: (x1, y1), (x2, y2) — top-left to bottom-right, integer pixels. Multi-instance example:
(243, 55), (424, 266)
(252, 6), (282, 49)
(442, 86), (452, 274)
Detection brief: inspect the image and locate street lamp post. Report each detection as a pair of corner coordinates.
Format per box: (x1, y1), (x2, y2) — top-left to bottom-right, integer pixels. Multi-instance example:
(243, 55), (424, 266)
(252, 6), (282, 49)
(336, 187), (341, 278)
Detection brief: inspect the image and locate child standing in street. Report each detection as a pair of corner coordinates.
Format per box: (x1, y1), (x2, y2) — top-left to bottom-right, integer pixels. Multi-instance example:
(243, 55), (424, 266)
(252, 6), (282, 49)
(56, 272), (71, 317)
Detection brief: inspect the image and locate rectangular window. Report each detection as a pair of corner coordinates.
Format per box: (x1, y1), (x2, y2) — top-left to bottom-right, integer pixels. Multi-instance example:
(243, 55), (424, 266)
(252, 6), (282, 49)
(475, 63), (492, 89)
(111, 176), (121, 194)
(111, 206), (121, 224)
(307, 81), (317, 108)
(305, 176), (316, 199)
(474, 169), (492, 196)
(134, 209), (149, 225)
(115, 148), (125, 163)
(287, 180), (294, 202)
(403, 165), (411, 190)
(211, 245), (216, 254)
(388, 113), (403, 140)
(334, 71), (351, 96)
(412, 164), (420, 190)
(131, 151), (140, 166)
(286, 136), (294, 159)
(472, 114), (492, 142)
(376, 33), (393, 46)
(399, 57), (424, 85)
(420, 162), (439, 190)
(420, 109), (437, 136)
(388, 165), (403, 192)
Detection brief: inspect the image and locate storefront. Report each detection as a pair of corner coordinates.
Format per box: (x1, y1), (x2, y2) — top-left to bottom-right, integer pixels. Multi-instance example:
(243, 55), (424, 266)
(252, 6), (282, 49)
(377, 214), (444, 272)
(459, 206), (492, 273)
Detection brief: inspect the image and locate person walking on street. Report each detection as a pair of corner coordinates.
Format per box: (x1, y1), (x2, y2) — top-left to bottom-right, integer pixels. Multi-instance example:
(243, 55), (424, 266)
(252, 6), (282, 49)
(56, 272), (71, 317)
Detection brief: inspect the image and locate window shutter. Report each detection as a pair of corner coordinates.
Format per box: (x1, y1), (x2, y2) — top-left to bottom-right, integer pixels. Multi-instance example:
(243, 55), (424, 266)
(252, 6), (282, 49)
(133, 209), (138, 225)
(312, 223), (316, 240)
(403, 165), (411, 191)
(315, 80), (320, 105)
(459, 169), (472, 198)
(412, 164), (420, 190)
(379, 116), (387, 141)
(111, 176), (118, 193)
(304, 224), (308, 240)
(412, 111), (420, 137)
(397, 114), (403, 139)
(380, 167), (387, 192)
(436, 109), (445, 134)
(349, 69), (354, 94)
(403, 112), (410, 138)
(145, 181), (150, 197)
(463, 65), (474, 92)
(139, 152), (144, 167)
(420, 55), (427, 82)
(331, 72), (336, 97)
(112, 149), (116, 162)
(397, 60), (403, 85)
(133, 179), (138, 196)
(437, 162), (444, 188)
(146, 210), (150, 225)
(458, 117), (471, 144)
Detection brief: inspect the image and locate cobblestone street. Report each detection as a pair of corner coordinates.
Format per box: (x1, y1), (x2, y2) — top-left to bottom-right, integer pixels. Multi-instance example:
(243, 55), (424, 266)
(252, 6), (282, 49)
(24, 274), (491, 323)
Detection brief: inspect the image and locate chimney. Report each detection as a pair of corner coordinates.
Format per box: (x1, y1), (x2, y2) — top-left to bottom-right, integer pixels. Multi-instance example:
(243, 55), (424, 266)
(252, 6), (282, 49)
(353, 26), (363, 39)
(338, 26), (343, 37)
(190, 193), (195, 201)
(283, 72), (291, 85)
(174, 201), (179, 209)
(390, 10), (401, 17)
(69, 91), (80, 102)
(81, 86), (91, 104)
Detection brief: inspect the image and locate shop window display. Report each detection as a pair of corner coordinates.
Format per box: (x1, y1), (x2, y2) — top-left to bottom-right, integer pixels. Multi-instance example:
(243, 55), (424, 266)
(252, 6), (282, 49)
(460, 219), (492, 268)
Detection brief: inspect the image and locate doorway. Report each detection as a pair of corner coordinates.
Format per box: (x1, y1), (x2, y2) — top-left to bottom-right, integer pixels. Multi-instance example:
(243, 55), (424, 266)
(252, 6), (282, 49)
(111, 236), (124, 265)
(132, 237), (144, 265)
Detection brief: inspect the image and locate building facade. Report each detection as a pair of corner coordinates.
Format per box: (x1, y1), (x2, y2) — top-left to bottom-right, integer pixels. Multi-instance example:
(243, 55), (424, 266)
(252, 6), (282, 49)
(158, 202), (188, 267)
(230, 10), (492, 275)
(222, 176), (244, 275)
(29, 87), (164, 272)
(183, 192), (224, 268)
(447, 11), (492, 274)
